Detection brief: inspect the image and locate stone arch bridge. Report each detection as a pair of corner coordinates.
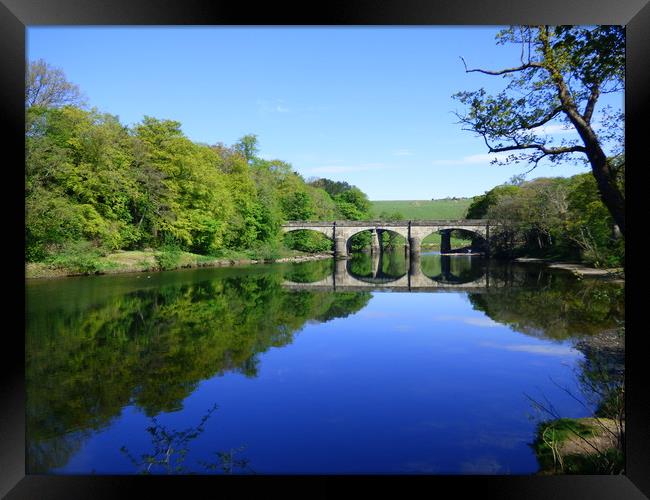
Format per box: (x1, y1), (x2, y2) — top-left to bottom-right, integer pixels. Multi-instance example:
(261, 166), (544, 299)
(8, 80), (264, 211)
(281, 220), (493, 258)
(283, 254), (490, 293)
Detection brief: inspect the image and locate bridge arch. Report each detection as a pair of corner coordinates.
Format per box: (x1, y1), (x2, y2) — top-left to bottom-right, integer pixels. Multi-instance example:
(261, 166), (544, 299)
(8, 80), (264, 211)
(420, 254), (487, 285)
(346, 251), (408, 284)
(420, 227), (488, 254)
(281, 226), (334, 240)
(281, 227), (334, 253)
(281, 220), (493, 257)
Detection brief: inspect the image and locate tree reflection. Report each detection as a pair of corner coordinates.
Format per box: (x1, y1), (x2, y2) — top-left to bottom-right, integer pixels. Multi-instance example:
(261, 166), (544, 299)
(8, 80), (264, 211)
(347, 251), (407, 283)
(420, 254), (486, 284)
(527, 327), (625, 474)
(26, 266), (371, 473)
(121, 404), (254, 474)
(467, 264), (623, 340)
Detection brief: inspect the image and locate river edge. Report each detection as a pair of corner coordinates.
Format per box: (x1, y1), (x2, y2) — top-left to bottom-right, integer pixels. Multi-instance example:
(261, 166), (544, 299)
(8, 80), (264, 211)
(26, 250), (334, 280)
(514, 257), (624, 283)
(533, 328), (625, 474)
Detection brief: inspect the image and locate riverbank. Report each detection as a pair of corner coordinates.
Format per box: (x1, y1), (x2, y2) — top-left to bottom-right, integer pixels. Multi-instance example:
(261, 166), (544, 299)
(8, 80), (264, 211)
(26, 249), (333, 279)
(514, 258), (624, 282)
(534, 328), (625, 474)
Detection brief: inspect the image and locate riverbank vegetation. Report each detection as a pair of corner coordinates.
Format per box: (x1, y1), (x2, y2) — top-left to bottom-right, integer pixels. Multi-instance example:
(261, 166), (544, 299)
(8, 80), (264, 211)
(26, 261), (371, 471)
(530, 328), (624, 474)
(25, 60), (375, 276)
(466, 174), (624, 267)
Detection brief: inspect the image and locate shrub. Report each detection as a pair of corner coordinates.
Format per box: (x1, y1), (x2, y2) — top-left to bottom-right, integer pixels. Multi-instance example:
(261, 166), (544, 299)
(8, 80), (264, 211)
(45, 240), (106, 275)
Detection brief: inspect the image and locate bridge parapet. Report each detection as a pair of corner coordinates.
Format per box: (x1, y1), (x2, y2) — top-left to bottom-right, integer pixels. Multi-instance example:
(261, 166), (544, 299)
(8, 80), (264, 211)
(283, 219), (492, 227)
(281, 219), (501, 257)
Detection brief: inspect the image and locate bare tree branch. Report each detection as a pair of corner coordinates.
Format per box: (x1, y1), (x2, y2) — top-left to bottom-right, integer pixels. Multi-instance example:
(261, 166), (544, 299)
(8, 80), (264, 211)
(460, 56), (542, 76)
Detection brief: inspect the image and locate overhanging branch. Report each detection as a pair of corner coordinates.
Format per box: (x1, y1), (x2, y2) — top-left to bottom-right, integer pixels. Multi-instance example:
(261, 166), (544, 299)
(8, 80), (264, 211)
(460, 56), (542, 76)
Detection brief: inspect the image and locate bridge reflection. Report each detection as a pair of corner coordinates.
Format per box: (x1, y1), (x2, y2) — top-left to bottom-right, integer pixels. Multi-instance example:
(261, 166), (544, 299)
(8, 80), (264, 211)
(283, 252), (490, 292)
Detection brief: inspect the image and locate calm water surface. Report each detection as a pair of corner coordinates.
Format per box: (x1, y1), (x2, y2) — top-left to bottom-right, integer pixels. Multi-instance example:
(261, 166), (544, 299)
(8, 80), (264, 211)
(26, 253), (624, 474)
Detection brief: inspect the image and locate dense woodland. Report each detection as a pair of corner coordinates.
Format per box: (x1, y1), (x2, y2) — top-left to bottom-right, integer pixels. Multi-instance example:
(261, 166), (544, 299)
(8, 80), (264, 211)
(26, 57), (623, 271)
(25, 60), (375, 267)
(467, 174), (624, 267)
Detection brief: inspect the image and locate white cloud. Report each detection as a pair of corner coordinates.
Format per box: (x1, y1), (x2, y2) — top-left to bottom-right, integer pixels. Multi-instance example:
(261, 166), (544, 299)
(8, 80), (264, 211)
(462, 317), (502, 328)
(481, 342), (578, 356)
(257, 99), (290, 114)
(532, 123), (577, 135)
(435, 315), (503, 328)
(431, 152), (511, 166)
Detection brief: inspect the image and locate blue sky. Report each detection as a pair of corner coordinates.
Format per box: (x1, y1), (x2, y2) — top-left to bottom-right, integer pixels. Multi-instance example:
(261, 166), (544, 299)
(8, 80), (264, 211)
(27, 27), (623, 200)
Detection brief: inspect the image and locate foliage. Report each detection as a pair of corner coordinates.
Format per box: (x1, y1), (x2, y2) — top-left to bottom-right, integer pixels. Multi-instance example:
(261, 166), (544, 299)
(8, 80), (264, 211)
(25, 60), (375, 263)
(532, 418), (619, 474)
(283, 230), (332, 253)
(453, 25), (625, 234)
(155, 241), (183, 270)
(467, 267), (624, 340)
(469, 175), (623, 266)
(45, 240), (111, 275)
(26, 265), (372, 472)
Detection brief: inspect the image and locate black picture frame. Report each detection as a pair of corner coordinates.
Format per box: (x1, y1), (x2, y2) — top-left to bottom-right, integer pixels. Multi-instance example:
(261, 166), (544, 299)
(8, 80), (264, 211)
(2, 1), (647, 498)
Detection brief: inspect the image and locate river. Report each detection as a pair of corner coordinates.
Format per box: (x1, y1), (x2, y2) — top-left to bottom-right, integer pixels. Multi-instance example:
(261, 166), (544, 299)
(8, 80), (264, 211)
(25, 252), (624, 474)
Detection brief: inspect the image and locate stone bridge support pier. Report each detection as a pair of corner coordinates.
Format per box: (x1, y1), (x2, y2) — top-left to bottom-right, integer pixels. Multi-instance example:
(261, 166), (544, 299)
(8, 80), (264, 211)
(371, 229), (381, 254)
(371, 250), (380, 278)
(408, 236), (421, 259)
(335, 236), (348, 259)
(440, 230), (452, 254)
(408, 250), (421, 277)
(334, 257), (347, 285)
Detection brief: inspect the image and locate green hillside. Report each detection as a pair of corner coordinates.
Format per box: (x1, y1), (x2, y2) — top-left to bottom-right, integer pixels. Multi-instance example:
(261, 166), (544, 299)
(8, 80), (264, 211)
(370, 198), (473, 220)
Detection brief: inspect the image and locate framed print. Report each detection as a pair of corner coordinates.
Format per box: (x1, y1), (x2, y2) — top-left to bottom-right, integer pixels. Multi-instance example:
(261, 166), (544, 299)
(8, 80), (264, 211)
(2, 0), (648, 498)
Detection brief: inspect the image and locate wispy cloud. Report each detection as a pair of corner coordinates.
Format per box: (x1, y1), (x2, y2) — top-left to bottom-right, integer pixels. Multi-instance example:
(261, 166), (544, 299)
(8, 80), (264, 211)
(533, 121), (603, 135)
(257, 99), (290, 114)
(303, 162), (388, 174)
(532, 123), (577, 135)
(435, 315), (502, 328)
(481, 342), (578, 356)
(431, 152), (511, 166)
(462, 317), (502, 328)
(392, 149), (414, 157)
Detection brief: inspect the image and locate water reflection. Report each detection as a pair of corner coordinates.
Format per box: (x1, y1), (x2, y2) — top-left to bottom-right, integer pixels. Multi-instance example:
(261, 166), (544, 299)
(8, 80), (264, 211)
(120, 403), (254, 474)
(283, 252), (488, 290)
(26, 257), (624, 474)
(26, 268), (371, 473)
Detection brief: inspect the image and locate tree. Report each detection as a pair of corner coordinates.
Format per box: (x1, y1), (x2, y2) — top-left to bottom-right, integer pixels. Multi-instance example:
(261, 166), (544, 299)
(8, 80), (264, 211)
(25, 59), (86, 109)
(453, 26), (624, 235)
(308, 178), (353, 197)
(234, 134), (259, 164)
(334, 187), (371, 220)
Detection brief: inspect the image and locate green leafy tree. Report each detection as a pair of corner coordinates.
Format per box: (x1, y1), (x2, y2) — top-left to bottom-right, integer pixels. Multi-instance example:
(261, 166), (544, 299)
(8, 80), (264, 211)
(454, 26), (624, 234)
(234, 134), (259, 164)
(466, 184), (521, 219)
(334, 187), (371, 220)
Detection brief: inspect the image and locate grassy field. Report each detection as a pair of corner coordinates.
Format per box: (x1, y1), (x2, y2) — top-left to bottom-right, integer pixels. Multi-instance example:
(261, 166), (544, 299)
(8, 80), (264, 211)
(370, 198), (473, 220)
